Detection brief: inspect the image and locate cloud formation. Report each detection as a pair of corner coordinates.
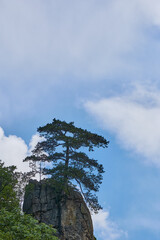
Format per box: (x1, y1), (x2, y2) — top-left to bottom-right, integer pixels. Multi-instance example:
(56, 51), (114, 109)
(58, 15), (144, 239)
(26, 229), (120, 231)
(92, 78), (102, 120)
(85, 84), (160, 167)
(1, 0), (160, 125)
(29, 133), (43, 153)
(0, 127), (29, 172)
(0, 0), (132, 78)
(92, 210), (127, 240)
(0, 127), (41, 172)
(0, 0), (160, 80)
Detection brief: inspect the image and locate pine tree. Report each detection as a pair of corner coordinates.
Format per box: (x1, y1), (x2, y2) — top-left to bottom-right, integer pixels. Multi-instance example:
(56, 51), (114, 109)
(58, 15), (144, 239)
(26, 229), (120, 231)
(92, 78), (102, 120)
(24, 119), (109, 212)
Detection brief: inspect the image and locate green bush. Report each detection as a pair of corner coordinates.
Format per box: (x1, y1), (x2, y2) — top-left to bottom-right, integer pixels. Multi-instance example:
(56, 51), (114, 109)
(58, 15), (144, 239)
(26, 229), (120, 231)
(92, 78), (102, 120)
(0, 208), (58, 240)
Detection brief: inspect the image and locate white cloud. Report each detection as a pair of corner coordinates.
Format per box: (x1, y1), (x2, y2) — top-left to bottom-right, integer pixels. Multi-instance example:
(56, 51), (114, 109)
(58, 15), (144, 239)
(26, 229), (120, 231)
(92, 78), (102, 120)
(0, 127), (29, 172)
(135, 0), (160, 26)
(29, 133), (43, 153)
(0, 0), (159, 80)
(92, 209), (127, 240)
(0, 127), (39, 172)
(1, 0), (160, 123)
(0, 0), (133, 78)
(85, 84), (160, 167)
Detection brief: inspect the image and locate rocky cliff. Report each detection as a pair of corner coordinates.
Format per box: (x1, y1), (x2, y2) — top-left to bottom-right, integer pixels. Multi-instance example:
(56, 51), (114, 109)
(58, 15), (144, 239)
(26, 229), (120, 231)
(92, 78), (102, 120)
(23, 180), (94, 240)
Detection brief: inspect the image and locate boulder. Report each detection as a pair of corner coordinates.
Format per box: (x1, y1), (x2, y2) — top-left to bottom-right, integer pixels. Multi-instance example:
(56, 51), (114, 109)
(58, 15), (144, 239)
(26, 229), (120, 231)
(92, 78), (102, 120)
(23, 180), (94, 240)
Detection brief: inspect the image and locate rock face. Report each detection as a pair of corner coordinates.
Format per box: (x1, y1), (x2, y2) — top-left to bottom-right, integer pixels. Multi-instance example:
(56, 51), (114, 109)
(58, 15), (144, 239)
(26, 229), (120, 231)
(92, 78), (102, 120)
(23, 180), (94, 240)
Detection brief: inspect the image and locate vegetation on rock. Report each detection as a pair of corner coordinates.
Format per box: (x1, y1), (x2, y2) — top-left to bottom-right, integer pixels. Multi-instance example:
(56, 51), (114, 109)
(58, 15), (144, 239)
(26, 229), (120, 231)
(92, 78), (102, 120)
(0, 160), (58, 240)
(24, 118), (109, 212)
(0, 118), (107, 239)
(0, 160), (19, 211)
(0, 208), (58, 240)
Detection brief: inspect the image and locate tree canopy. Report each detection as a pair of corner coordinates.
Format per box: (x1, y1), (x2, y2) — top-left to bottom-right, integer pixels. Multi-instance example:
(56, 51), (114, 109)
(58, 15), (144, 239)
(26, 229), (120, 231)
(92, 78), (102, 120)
(0, 160), (19, 211)
(0, 160), (58, 240)
(0, 208), (58, 240)
(24, 118), (109, 212)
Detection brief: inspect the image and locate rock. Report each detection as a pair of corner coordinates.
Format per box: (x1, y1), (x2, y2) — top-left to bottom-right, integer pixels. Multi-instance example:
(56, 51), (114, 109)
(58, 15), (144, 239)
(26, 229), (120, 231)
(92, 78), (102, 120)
(23, 180), (94, 240)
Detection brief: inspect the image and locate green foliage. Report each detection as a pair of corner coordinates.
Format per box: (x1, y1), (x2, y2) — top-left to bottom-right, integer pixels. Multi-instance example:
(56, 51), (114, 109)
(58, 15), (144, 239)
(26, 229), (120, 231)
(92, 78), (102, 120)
(24, 118), (109, 212)
(0, 160), (19, 211)
(0, 161), (59, 240)
(0, 208), (58, 240)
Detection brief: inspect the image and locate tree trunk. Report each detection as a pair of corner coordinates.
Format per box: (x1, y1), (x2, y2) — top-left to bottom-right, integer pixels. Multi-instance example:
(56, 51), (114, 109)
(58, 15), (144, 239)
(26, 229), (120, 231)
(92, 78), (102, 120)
(64, 145), (69, 187)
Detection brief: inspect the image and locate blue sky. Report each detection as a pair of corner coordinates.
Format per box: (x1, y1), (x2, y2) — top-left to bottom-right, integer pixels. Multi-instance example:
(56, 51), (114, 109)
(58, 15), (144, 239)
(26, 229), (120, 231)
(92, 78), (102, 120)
(1, 0), (160, 239)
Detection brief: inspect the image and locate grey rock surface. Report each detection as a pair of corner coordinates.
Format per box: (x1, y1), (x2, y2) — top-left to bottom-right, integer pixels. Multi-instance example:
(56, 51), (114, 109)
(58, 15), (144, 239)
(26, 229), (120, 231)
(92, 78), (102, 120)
(23, 180), (94, 240)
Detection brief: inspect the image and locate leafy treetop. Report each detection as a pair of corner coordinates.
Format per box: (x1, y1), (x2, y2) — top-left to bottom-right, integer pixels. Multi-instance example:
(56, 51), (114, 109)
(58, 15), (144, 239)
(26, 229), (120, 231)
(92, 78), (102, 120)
(24, 118), (109, 212)
(0, 160), (58, 240)
(0, 208), (58, 240)
(0, 160), (19, 211)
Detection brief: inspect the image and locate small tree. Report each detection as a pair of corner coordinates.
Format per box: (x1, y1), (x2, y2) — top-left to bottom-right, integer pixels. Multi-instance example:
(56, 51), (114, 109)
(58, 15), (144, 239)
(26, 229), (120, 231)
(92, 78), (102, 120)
(0, 161), (58, 239)
(0, 160), (35, 211)
(0, 160), (19, 211)
(24, 119), (109, 212)
(0, 208), (58, 240)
